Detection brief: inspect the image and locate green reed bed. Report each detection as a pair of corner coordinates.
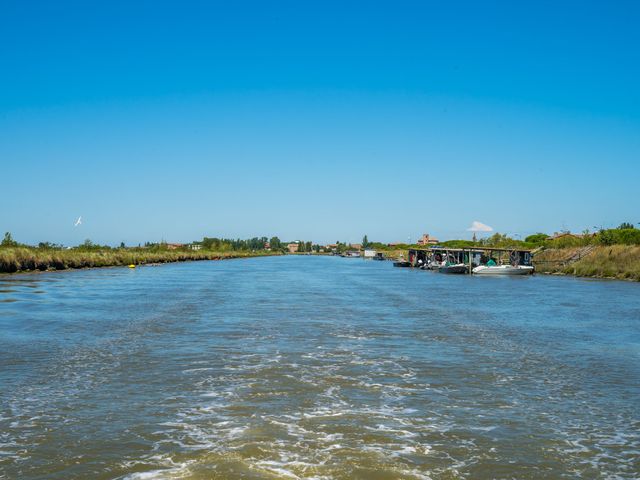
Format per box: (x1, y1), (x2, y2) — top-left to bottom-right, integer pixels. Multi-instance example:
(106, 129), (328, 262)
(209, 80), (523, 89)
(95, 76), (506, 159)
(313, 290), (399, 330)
(0, 247), (274, 274)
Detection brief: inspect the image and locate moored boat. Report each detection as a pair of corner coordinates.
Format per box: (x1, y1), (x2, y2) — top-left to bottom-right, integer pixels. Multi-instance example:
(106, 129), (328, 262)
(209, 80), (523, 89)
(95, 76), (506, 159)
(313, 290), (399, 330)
(393, 261), (411, 267)
(438, 263), (468, 274)
(472, 265), (534, 275)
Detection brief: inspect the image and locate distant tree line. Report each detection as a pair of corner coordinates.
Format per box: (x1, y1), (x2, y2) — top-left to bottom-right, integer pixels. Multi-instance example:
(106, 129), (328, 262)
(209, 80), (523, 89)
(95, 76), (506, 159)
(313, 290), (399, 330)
(200, 237), (271, 251)
(295, 241), (314, 253)
(523, 223), (640, 248)
(0, 232), (294, 253)
(353, 223), (640, 252)
(199, 236), (317, 253)
(4, 222), (637, 254)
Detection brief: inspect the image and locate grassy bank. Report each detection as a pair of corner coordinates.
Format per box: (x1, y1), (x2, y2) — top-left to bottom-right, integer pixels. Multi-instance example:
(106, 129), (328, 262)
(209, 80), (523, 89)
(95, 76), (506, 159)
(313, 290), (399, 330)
(0, 247), (278, 274)
(533, 245), (640, 281)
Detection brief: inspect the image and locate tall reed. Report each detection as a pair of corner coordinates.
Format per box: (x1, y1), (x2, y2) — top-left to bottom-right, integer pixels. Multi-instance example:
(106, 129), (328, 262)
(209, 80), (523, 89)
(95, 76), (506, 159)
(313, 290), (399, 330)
(0, 247), (276, 273)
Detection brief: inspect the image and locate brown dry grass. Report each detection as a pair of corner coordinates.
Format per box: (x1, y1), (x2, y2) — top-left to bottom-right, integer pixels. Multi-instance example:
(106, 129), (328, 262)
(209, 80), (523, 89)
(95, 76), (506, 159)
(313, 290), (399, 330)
(534, 245), (640, 281)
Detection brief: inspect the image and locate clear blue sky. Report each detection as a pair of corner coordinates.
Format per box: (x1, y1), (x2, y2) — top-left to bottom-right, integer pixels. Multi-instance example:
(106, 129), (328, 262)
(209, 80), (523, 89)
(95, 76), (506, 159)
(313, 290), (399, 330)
(1, 1), (639, 245)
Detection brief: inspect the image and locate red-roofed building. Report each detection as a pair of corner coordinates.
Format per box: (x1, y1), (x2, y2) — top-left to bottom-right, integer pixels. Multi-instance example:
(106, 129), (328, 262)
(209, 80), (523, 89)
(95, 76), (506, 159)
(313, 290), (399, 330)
(417, 233), (439, 245)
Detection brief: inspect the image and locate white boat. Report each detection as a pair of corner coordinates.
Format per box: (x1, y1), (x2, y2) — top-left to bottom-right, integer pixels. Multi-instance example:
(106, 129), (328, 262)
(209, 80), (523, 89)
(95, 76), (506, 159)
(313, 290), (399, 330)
(472, 265), (534, 275)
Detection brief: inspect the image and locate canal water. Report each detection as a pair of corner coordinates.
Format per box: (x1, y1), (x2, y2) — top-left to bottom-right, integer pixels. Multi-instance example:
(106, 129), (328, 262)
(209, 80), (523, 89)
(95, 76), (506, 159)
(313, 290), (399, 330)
(0, 256), (638, 479)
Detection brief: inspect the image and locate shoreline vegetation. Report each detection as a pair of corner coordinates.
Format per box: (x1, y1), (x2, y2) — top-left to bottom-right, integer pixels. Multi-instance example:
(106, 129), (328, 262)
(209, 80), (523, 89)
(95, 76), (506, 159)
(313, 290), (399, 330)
(2, 226), (640, 281)
(4, 245), (638, 282)
(533, 245), (640, 282)
(0, 233), (307, 274)
(0, 246), (279, 274)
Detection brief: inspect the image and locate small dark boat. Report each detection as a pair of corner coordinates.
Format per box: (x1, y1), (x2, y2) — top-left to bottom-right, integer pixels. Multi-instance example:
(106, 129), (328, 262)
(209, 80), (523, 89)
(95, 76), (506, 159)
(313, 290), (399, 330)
(393, 261), (411, 268)
(438, 263), (468, 274)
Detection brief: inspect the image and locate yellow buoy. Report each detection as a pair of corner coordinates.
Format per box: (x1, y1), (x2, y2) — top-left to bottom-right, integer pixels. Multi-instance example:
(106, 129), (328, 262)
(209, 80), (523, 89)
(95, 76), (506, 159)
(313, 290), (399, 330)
(128, 264), (136, 268)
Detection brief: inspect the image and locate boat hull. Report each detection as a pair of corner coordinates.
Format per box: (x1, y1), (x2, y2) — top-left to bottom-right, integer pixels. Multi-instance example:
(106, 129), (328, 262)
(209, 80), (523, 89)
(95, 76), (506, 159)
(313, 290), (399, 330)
(472, 265), (534, 275)
(438, 264), (468, 274)
(393, 261), (412, 268)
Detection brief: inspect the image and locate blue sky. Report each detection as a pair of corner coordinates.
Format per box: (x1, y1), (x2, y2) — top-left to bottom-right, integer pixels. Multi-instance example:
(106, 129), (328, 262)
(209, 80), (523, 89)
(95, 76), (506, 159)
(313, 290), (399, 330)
(1, 1), (639, 245)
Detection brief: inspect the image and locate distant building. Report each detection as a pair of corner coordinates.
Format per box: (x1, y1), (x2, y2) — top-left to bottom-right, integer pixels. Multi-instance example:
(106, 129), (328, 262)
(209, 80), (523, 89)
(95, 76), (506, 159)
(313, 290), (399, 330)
(287, 243), (300, 253)
(350, 243), (362, 251)
(264, 242), (271, 250)
(363, 249), (376, 258)
(417, 233), (439, 245)
(166, 243), (185, 250)
(189, 243), (202, 251)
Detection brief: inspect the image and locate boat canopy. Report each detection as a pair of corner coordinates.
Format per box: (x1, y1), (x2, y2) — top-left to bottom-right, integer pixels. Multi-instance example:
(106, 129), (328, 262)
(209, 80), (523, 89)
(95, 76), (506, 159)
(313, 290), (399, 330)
(408, 246), (533, 268)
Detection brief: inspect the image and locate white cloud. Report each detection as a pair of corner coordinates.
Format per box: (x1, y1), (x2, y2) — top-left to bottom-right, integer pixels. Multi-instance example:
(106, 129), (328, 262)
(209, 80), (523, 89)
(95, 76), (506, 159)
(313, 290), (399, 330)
(467, 221), (493, 232)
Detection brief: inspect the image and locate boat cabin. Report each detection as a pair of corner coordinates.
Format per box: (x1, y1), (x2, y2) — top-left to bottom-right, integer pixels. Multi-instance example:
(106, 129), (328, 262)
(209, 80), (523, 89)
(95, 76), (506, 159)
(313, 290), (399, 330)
(408, 247), (467, 268)
(408, 246), (533, 271)
(471, 247), (533, 267)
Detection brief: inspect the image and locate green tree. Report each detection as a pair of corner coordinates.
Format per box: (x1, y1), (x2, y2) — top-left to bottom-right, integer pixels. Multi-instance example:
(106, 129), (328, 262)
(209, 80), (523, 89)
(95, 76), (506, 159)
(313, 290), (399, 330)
(269, 236), (281, 250)
(486, 233), (507, 246)
(38, 242), (59, 249)
(362, 235), (369, 248)
(524, 233), (549, 244)
(1, 232), (18, 247)
(618, 222), (635, 230)
(597, 229), (614, 246)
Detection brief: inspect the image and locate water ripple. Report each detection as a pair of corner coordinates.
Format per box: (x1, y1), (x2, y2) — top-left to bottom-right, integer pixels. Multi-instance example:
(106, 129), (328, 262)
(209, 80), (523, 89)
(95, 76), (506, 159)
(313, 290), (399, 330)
(1, 257), (639, 479)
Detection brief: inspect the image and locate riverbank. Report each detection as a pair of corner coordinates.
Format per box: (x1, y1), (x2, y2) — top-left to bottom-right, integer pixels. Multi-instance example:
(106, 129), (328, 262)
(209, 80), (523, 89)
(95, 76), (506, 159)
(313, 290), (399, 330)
(377, 245), (640, 282)
(0, 247), (279, 274)
(533, 245), (640, 281)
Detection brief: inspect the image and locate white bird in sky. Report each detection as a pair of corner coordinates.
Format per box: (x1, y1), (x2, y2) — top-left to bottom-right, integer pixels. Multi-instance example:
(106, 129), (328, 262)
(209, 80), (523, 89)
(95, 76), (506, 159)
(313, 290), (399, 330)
(74, 216), (82, 227)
